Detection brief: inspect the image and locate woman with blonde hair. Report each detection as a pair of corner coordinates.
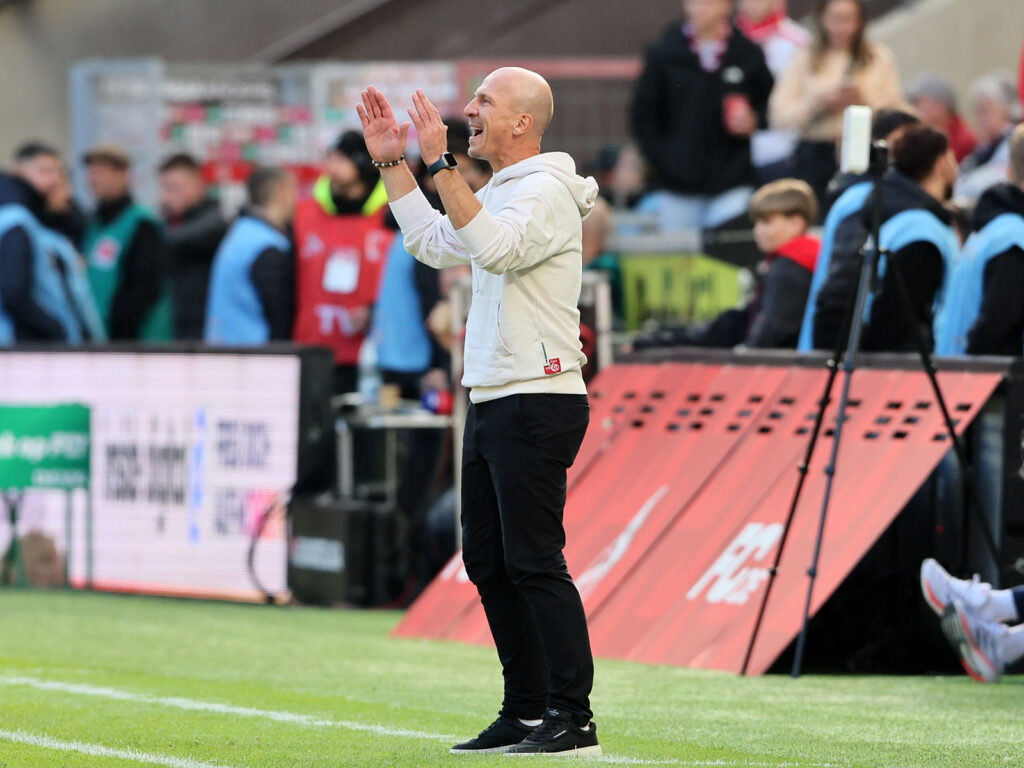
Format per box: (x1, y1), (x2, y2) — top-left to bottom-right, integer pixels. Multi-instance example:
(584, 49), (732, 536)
(769, 0), (902, 211)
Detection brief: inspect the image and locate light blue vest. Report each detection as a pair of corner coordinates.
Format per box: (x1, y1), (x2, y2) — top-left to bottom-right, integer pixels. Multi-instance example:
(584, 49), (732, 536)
(934, 213), (1024, 356)
(797, 181), (872, 351)
(204, 215), (290, 345)
(0, 203), (106, 345)
(372, 236), (433, 373)
(863, 208), (960, 326)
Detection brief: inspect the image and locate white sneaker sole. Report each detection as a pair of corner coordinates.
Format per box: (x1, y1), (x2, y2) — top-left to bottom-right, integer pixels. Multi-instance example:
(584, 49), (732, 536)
(450, 745), (518, 754)
(505, 745), (603, 757)
(920, 559), (948, 616)
(942, 604), (1000, 683)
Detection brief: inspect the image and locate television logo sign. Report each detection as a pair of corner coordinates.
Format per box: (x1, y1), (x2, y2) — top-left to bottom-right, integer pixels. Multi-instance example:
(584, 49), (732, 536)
(686, 522), (783, 606)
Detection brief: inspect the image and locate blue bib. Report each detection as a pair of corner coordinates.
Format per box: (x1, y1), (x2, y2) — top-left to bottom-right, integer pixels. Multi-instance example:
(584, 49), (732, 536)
(798, 181), (872, 351)
(863, 209), (959, 327)
(204, 215), (291, 345)
(0, 203), (105, 345)
(372, 236), (433, 373)
(934, 213), (1024, 356)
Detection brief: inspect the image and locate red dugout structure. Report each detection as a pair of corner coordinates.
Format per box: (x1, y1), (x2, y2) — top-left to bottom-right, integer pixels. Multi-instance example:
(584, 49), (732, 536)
(394, 354), (1013, 674)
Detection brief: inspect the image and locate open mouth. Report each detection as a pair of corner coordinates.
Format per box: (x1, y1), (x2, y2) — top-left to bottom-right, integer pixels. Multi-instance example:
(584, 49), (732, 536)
(469, 126), (483, 140)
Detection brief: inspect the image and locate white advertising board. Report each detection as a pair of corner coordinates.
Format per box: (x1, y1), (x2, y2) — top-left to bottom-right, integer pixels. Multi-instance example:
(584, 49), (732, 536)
(0, 352), (301, 601)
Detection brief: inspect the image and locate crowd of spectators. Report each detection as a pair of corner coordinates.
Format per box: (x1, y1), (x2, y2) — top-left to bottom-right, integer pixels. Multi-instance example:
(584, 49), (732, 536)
(2, 0), (1024, 387)
(629, 0), (1024, 358)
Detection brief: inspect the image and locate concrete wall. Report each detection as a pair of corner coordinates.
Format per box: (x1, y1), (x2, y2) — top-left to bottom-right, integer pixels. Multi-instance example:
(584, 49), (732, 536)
(0, 0), (341, 160)
(871, 0), (1024, 106)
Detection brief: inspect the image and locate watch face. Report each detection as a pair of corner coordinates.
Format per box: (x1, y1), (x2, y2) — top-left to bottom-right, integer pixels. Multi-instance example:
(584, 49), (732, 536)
(442, 152), (457, 168)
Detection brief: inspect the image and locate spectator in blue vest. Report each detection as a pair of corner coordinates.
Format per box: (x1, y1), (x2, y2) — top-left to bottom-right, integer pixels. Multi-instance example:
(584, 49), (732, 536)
(811, 125), (959, 354)
(935, 124), (1024, 357)
(204, 167), (297, 345)
(0, 142), (103, 345)
(798, 109), (921, 351)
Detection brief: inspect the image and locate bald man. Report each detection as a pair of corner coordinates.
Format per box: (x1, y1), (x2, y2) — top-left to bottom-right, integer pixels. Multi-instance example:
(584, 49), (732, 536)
(359, 69), (601, 756)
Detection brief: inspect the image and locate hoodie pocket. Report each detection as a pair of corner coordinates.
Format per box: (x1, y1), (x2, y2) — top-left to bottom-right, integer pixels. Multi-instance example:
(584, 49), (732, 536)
(495, 299), (514, 357)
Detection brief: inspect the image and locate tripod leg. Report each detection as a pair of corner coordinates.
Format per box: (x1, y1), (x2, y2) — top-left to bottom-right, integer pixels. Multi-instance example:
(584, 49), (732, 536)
(886, 259), (1000, 564)
(741, 335), (849, 674)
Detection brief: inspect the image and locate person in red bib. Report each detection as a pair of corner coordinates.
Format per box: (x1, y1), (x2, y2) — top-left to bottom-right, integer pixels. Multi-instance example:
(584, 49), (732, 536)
(292, 131), (395, 392)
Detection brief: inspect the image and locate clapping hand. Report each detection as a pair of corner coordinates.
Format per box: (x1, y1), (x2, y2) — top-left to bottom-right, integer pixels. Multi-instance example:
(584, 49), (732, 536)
(407, 89), (449, 166)
(357, 86), (410, 163)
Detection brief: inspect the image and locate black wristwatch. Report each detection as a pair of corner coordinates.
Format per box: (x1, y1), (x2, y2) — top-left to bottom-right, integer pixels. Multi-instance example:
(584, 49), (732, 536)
(427, 152), (458, 176)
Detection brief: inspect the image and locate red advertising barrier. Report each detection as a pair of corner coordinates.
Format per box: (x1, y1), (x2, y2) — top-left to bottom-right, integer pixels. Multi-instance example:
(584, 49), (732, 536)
(391, 362), (1002, 675)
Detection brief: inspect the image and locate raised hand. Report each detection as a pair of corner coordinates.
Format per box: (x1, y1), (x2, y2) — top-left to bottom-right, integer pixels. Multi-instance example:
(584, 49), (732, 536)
(357, 86), (410, 163)
(407, 89), (449, 166)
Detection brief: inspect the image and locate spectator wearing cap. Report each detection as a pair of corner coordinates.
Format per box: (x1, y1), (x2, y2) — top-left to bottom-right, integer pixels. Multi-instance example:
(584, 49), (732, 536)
(159, 153), (229, 340)
(955, 72), (1021, 203)
(736, 0), (811, 183)
(292, 131), (395, 393)
(907, 73), (977, 163)
(770, 0), (902, 211)
(82, 144), (172, 341)
(631, 0), (774, 231)
(0, 142), (104, 345)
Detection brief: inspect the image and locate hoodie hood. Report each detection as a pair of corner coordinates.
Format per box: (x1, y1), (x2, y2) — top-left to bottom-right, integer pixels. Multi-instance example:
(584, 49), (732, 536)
(971, 182), (1024, 233)
(862, 170), (952, 230)
(0, 171), (44, 215)
(489, 152), (599, 219)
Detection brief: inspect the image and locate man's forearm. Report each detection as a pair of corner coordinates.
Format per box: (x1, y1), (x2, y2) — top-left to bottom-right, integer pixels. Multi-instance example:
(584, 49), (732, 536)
(377, 162), (418, 203)
(432, 168), (483, 230)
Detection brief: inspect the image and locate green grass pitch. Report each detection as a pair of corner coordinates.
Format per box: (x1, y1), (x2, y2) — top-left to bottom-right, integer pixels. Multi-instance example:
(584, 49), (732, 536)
(0, 590), (1020, 767)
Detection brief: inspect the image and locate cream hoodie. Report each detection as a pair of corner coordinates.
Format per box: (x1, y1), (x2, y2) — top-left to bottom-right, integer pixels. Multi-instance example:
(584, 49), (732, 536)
(389, 152), (598, 403)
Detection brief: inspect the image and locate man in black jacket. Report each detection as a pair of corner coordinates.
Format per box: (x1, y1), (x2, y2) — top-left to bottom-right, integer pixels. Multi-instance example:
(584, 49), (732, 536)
(814, 126), (959, 353)
(159, 153), (228, 340)
(0, 143), (68, 342)
(632, 0), (774, 230)
(82, 145), (171, 341)
(962, 125), (1024, 356)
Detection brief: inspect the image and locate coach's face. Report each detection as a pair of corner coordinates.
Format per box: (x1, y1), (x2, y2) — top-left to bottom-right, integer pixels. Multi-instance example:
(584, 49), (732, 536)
(463, 70), (520, 165)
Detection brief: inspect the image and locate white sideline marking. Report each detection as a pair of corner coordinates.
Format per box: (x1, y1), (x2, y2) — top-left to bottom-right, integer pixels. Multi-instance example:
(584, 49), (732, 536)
(0, 728), (242, 768)
(0, 675), (454, 741)
(0, 676), (850, 768)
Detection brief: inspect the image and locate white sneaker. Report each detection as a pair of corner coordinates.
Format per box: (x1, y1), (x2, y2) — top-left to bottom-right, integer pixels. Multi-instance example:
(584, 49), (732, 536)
(941, 599), (1006, 683)
(920, 558), (992, 618)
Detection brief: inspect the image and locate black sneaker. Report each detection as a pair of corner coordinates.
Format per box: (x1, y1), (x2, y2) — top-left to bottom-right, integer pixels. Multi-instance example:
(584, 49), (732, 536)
(450, 714), (537, 754)
(505, 708), (601, 756)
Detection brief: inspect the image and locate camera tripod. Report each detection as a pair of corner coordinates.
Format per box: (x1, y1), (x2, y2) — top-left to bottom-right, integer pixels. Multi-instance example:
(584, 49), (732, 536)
(741, 141), (1000, 678)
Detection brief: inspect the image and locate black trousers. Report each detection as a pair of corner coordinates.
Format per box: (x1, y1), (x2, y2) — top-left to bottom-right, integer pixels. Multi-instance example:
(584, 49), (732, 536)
(461, 393), (593, 725)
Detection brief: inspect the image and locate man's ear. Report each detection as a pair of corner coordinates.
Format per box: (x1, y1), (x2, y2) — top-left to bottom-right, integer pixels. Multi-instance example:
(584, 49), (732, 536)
(512, 113), (534, 138)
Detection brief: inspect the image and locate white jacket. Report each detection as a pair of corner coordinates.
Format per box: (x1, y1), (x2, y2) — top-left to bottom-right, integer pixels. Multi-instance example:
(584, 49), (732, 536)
(389, 152), (598, 403)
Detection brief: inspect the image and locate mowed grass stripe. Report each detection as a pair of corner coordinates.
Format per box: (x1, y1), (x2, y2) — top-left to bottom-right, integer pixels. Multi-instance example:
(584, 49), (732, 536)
(0, 675), (455, 741)
(0, 728), (244, 768)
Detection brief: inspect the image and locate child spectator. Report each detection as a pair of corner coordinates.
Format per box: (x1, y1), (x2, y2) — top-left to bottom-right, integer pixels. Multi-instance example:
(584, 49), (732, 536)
(633, 178), (819, 350)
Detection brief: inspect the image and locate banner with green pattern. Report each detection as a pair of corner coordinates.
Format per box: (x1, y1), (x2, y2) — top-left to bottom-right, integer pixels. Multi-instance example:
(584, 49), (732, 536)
(0, 405), (90, 490)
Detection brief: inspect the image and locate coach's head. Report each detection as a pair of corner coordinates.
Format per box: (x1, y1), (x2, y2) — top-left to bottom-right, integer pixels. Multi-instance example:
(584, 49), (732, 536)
(463, 67), (553, 172)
